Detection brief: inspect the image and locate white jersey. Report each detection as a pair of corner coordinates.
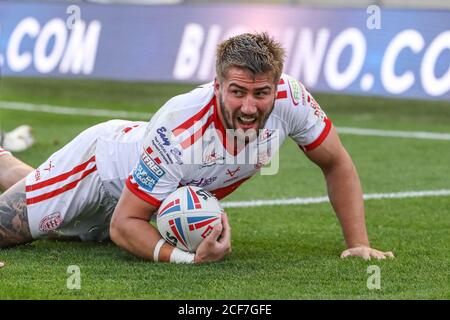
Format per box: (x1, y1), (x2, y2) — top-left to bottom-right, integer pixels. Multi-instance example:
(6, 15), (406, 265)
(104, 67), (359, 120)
(25, 120), (147, 240)
(126, 74), (332, 207)
(25, 74), (331, 240)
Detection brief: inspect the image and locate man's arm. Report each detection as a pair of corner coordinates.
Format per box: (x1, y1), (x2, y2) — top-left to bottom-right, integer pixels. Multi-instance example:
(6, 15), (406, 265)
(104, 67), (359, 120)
(304, 126), (394, 260)
(0, 152), (34, 191)
(109, 186), (231, 263)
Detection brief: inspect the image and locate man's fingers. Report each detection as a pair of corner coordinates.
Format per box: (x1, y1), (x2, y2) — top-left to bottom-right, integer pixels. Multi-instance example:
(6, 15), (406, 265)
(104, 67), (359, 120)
(371, 251), (385, 260)
(341, 246), (395, 261)
(362, 251), (371, 261)
(206, 223), (223, 242)
(371, 250), (395, 260)
(341, 248), (370, 260)
(342, 247), (395, 260)
(221, 211), (229, 227)
(218, 212), (231, 245)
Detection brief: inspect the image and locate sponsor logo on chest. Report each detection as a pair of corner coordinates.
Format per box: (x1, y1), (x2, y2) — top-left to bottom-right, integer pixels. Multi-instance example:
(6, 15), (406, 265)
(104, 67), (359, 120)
(186, 176), (218, 188)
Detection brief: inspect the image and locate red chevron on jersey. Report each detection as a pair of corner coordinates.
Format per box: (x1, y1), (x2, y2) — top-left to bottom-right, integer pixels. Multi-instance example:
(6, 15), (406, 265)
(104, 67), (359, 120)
(144, 146), (162, 164)
(276, 90), (287, 99)
(172, 98), (215, 137)
(180, 114), (215, 150)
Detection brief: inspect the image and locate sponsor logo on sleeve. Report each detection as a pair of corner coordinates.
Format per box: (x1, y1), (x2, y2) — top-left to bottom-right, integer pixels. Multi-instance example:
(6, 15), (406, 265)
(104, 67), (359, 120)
(286, 76), (306, 106)
(170, 147), (184, 165)
(133, 160), (160, 192)
(308, 95), (326, 121)
(142, 152), (165, 178)
(156, 127), (171, 146)
(34, 169), (41, 181)
(133, 153), (166, 192)
(151, 139), (172, 164)
(150, 127), (184, 165)
(287, 77), (301, 106)
(39, 212), (62, 232)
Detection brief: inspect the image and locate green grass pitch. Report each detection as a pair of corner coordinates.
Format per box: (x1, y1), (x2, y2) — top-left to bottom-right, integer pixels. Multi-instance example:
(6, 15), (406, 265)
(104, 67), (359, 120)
(0, 77), (449, 299)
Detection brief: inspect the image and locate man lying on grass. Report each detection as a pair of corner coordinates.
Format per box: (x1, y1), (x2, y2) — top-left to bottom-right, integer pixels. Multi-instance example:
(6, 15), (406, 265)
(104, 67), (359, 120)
(0, 32), (394, 266)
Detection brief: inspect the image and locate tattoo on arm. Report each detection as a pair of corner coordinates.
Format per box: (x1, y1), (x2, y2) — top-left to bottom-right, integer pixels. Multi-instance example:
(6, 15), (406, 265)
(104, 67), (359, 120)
(0, 180), (32, 248)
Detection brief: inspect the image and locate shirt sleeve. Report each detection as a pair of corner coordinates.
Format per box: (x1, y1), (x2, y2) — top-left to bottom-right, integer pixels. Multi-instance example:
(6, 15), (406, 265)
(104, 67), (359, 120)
(282, 75), (332, 152)
(126, 112), (183, 208)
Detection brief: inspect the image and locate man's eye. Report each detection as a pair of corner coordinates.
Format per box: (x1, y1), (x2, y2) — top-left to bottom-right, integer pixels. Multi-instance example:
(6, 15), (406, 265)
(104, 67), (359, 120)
(233, 90), (243, 97)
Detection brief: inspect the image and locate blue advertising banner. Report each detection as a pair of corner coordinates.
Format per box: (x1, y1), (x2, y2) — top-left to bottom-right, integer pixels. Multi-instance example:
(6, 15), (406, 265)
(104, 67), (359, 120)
(0, 3), (449, 100)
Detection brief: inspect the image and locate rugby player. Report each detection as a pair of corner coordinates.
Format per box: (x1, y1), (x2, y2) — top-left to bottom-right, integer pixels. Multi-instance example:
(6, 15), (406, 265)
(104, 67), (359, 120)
(0, 32), (394, 266)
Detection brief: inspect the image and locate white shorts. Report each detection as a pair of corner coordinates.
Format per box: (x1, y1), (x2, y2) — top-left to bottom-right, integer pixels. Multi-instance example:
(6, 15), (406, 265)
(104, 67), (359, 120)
(25, 121), (128, 242)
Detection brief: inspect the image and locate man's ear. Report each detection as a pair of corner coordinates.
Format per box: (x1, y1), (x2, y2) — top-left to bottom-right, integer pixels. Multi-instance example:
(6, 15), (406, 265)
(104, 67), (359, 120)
(213, 77), (221, 95)
(273, 77), (280, 97)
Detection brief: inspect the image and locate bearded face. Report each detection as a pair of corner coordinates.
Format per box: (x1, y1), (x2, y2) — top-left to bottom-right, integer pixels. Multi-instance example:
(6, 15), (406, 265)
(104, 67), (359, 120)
(215, 67), (277, 143)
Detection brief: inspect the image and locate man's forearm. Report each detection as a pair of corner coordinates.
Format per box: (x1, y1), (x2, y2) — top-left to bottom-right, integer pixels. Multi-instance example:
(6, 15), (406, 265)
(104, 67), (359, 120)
(110, 218), (175, 262)
(324, 158), (370, 248)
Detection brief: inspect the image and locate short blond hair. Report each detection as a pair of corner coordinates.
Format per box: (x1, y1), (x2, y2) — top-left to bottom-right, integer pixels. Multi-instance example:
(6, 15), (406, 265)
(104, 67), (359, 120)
(216, 32), (286, 84)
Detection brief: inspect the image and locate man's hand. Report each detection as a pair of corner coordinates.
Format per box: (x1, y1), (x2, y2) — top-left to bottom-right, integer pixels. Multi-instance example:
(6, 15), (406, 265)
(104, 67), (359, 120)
(194, 212), (232, 264)
(341, 246), (395, 260)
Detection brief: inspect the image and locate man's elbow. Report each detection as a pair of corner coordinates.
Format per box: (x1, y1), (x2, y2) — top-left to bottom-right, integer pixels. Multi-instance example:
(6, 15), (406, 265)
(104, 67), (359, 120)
(109, 215), (125, 246)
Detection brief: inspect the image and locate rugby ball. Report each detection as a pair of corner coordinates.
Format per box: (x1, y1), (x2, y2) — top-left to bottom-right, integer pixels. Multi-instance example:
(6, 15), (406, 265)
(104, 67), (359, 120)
(156, 186), (223, 253)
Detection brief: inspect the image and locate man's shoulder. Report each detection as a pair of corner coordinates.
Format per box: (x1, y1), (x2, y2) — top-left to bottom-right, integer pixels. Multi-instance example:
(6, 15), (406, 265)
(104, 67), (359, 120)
(162, 82), (214, 113)
(149, 83), (214, 134)
(276, 73), (310, 108)
(270, 73), (320, 131)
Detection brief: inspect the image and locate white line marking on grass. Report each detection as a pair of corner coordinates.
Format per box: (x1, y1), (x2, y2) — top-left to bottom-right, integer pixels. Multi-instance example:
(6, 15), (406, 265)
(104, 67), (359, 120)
(1, 100), (450, 141)
(338, 127), (450, 141)
(0, 101), (153, 120)
(221, 189), (450, 208)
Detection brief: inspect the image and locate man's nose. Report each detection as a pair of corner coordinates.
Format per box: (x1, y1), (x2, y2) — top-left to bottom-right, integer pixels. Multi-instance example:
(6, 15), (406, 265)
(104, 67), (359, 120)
(241, 95), (257, 115)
